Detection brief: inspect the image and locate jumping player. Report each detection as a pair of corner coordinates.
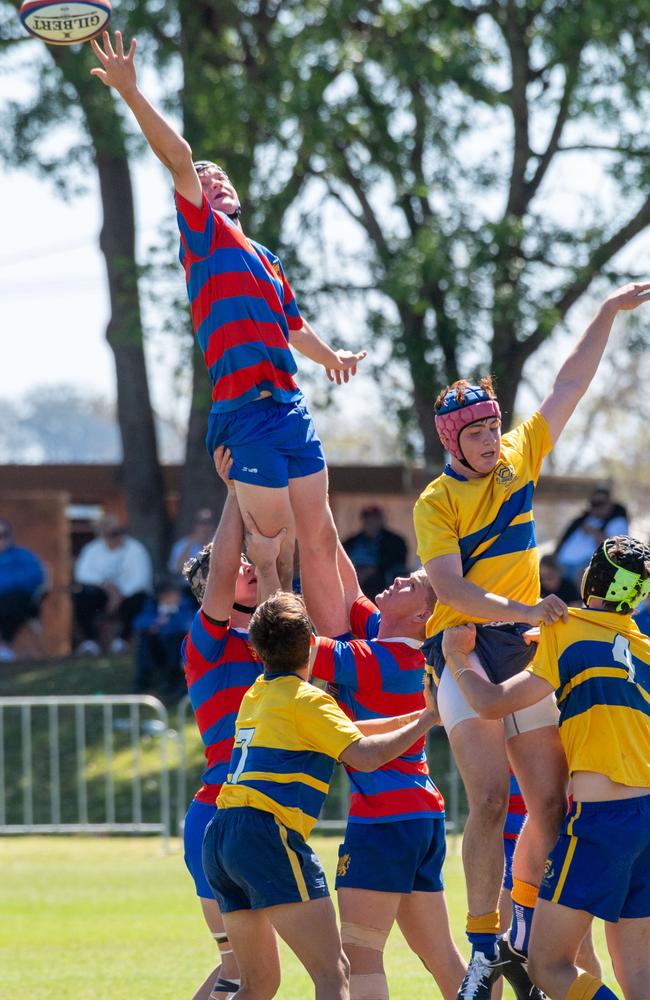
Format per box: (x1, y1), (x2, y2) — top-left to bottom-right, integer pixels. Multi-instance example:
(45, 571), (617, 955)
(413, 282), (650, 998)
(201, 589), (441, 1000)
(181, 449), (283, 1000)
(309, 544), (466, 998)
(441, 535), (650, 1000)
(90, 31), (365, 637)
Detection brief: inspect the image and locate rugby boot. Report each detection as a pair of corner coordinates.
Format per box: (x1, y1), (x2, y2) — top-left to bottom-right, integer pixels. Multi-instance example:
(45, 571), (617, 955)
(497, 936), (546, 1000)
(456, 950), (506, 1000)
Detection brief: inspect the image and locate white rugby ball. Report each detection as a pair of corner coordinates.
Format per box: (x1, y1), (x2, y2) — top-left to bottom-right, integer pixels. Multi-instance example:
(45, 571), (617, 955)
(19, 0), (112, 46)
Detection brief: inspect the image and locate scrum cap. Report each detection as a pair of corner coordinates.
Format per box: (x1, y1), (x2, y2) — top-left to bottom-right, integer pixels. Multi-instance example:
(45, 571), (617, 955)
(582, 535), (650, 613)
(434, 385), (501, 464)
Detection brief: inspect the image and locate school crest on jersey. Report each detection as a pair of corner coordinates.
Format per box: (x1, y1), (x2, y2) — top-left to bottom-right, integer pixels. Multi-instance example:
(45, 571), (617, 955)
(272, 261), (283, 280)
(541, 858), (554, 887)
(337, 853), (351, 877)
(495, 463), (517, 487)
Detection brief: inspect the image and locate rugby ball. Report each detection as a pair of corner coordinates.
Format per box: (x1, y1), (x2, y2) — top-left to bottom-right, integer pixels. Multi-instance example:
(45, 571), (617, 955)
(19, 0), (111, 45)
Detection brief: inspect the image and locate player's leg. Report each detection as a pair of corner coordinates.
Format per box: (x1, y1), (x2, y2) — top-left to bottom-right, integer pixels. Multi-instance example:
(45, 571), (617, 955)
(269, 896), (350, 999)
(221, 908), (282, 1000)
(505, 719), (568, 959)
(184, 800), (241, 999)
(289, 468), (348, 637)
(397, 891), (466, 999)
(231, 480), (296, 591)
(527, 899), (609, 1000)
(443, 662), (510, 950)
(336, 887), (397, 999)
(576, 926), (603, 981)
(605, 916), (650, 999)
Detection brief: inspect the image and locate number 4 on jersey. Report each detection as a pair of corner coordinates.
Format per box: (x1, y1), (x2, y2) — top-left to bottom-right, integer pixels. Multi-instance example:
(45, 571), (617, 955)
(230, 727), (256, 784)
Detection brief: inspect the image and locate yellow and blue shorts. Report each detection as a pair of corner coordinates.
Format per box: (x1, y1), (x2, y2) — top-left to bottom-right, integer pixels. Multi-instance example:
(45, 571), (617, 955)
(539, 794), (650, 921)
(202, 806), (329, 912)
(206, 394), (325, 488)
(335, 817), (446, 893)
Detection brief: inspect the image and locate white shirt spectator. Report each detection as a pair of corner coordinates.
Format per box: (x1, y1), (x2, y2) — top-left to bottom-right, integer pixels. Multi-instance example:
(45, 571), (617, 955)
(75, 535), (153, 597)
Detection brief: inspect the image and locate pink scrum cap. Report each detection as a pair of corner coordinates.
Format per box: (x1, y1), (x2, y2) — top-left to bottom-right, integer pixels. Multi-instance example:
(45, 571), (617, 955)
(434, 385), (501, 463)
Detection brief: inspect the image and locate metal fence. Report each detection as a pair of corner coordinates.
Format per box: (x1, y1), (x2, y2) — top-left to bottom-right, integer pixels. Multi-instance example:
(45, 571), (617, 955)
(0, 695), (171, 847)
(0, 694), (462, 843)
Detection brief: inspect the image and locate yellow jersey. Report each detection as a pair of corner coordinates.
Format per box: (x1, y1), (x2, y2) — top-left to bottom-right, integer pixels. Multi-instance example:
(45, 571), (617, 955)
(530, 608), (650, 788)
(414, 411), (552, 636)
(217, 673), (362, 839)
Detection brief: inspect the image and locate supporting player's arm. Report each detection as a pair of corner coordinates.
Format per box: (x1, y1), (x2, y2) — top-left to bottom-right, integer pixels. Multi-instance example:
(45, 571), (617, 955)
(289, 320), (367, 384)
(242, 512), (286, 602)
(441, 624), (553, 718)
(200, 447), (246, 620)
(336, 542), (364, 620)
(425, 552), (569, 626)
(90, 31), (201, 207)
(340, 682), (439, 771)
(540, 281), (650, 444)
(354, 711), (424, 736)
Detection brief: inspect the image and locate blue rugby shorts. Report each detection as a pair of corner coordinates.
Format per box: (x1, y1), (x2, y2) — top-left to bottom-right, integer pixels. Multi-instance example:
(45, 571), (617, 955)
(183, 798), (217, 899)
(538, 794), (650, 921)
(206, 394), (325, 488)
(202, 806), (330, 912)
(334, 817), (446, 893)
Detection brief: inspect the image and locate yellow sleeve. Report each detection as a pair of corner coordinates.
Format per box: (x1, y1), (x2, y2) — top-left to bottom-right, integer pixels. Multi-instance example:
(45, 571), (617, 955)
(295, 685), (362, 760)
(528, 623), (560, 690)
(502, 411), (552, 482)
(414, 487), (460, 566)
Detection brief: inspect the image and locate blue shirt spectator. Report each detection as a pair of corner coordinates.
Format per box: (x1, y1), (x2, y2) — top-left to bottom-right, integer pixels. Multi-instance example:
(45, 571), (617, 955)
(0, 518), (46, 660)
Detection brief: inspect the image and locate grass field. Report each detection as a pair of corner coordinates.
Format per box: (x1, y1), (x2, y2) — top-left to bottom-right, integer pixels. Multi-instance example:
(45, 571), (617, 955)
(0, 834), (617, 999)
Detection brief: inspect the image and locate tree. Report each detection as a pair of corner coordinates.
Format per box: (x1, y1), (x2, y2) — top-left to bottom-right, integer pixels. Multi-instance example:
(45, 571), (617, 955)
(1, 5), (170, 565)
(298, 0), (650, 463)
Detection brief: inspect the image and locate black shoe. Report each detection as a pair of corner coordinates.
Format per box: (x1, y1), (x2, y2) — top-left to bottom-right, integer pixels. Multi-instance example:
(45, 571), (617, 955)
(497, 937), (546, 999)
(457, 950), (505, 1000)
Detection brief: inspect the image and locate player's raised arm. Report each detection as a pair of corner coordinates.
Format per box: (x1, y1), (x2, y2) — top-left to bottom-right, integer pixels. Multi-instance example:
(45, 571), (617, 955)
(242, 512), (286, 602)
(289, 320), (367, 385)
(90, 30), (201, 207)
(540, 281), (650, 444)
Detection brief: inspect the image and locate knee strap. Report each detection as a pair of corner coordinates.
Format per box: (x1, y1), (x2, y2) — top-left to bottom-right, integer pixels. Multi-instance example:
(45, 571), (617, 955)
(341, 921), (389, 951)
(209, 977), (240, 1000)
(349, 972), (389, 999)
(212, 931), (234, 956)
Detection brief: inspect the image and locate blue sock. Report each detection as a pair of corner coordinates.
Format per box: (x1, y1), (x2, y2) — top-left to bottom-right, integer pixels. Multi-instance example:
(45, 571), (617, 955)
(508, 898), (534, 957)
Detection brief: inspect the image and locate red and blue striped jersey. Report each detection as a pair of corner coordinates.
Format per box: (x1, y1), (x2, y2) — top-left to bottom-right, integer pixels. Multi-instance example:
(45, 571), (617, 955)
(182, 610), (262, 805)
(176, 192), (303, 413)
(504, 771), (527, 841)
(312, 597), (445, 824)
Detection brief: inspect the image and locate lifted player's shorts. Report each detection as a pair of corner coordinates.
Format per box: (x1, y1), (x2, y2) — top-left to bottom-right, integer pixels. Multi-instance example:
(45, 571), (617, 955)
(202, 806), (330, 912)
(184, 798), (217, 899)
(206, 394), (325, 488)
(335, 817), (446, 893)
(539, 794), (650, 921)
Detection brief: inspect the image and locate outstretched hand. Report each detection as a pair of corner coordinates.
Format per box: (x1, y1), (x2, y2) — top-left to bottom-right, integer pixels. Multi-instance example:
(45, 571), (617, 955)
(90, 31), (137, 94)
(326, 350), (368, 384)
(604, 281), (650, 313)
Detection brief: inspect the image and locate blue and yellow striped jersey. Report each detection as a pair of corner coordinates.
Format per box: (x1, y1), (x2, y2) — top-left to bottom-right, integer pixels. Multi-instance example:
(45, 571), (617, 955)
(530, 608), (650, 788)
(414, 411), (552, 636)
(217, 673), (362, 839)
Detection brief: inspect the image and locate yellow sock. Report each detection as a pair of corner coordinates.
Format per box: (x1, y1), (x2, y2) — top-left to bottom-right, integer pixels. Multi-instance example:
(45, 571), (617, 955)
(566, 972), (619, 1000)
(511, 878), (539, 909)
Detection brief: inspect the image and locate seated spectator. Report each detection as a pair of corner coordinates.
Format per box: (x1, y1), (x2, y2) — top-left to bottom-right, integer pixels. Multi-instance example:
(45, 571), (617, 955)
(0, 518), (46, 661)
(342, 504), (408, 599)
(132, 582), (195, 696)
(72, 516), (153, 656)
(555, 484), (628, 586)
(168, 509), (216, 579)
(539, 553), (581, 606)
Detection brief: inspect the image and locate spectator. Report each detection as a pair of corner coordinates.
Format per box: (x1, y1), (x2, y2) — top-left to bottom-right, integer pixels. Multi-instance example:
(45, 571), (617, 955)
(72, 516), (153, 656)
(539, 553), (581, 606)
(132, 582), (195, 696)
(0, 518), (46, 661)
(555, 485), (628, 586)
(342, 505), (408, 599)
(167, 509), (216, 578)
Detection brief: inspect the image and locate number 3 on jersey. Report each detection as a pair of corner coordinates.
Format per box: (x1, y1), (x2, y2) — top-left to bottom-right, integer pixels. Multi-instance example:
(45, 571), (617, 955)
(231, 727), (256, 784)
